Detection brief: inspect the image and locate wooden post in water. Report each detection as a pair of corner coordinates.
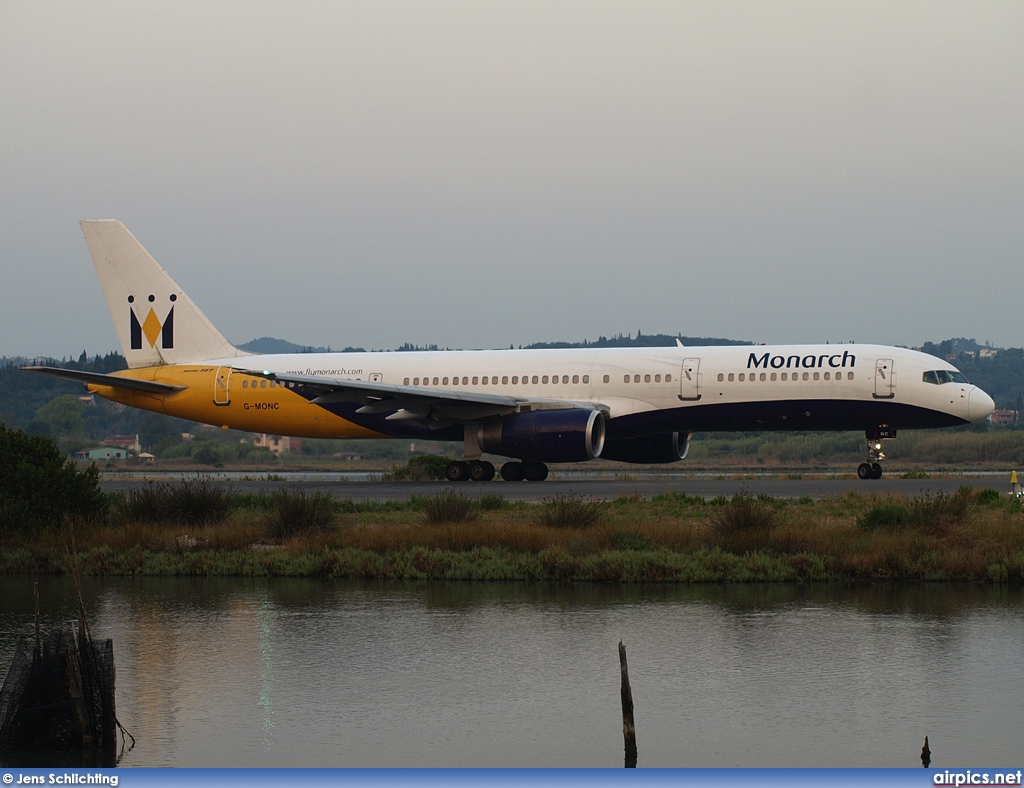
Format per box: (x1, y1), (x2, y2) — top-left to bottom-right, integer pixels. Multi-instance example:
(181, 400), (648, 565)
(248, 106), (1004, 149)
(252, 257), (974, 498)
(618, 640), (637, 768)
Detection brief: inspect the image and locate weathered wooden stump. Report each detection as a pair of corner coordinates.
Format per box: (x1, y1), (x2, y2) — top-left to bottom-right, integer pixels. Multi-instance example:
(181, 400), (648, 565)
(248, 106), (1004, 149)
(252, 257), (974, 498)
(0, 626), (117, 763)
(619, 640), (637, 768)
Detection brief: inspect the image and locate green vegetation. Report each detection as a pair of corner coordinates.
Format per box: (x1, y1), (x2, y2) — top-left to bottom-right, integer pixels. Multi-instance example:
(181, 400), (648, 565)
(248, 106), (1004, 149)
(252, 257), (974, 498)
(533, 493), (606, 529)
(2, 482), (1024, 582)
(421, 489), (478, 524)
(0, 425), (106, 533)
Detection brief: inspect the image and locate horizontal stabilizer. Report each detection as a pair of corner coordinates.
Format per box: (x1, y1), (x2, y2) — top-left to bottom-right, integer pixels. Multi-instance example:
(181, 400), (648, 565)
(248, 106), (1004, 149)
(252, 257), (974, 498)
(22, 366), (187, 395)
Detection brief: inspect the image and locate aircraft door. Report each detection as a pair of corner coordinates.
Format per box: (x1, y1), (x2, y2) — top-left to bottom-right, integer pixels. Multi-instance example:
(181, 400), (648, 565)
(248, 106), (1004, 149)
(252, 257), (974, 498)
(873, 358), (895, 399)
(679, 358), (702, 401)
(214, 366), (232, 406)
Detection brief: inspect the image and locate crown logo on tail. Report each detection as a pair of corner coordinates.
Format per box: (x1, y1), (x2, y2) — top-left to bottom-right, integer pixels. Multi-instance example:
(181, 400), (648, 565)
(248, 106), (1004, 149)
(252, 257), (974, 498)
(128, 294), (176, 350)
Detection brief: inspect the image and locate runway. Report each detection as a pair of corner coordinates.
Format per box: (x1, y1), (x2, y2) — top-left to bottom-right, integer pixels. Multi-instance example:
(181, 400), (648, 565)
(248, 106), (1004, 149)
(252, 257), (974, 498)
(99, 473), (1010, 502)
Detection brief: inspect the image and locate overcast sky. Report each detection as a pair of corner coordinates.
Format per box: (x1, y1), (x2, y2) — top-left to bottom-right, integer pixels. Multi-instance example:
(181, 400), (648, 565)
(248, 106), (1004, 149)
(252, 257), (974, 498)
(2, 1), (1022, 359)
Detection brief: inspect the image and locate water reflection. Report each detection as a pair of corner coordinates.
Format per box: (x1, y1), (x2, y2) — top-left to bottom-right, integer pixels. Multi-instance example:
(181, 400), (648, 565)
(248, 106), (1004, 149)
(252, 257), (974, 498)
(2, 578), (1022, 767)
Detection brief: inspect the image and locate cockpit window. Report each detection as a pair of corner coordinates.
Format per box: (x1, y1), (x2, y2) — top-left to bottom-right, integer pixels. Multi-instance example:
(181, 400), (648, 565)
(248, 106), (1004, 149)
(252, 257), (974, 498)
(923, 370), (970, 385)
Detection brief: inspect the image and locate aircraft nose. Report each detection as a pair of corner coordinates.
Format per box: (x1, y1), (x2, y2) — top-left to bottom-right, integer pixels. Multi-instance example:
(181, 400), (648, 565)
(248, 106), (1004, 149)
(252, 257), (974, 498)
(969, 387), (996, 423)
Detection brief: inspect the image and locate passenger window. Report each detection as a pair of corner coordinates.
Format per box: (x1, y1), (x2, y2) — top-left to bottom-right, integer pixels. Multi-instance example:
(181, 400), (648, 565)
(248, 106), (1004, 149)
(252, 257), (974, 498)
(781, 373), (787, 381)
(542, 375), (549, 384)
(644, 374), (651, 383)
(739, 373), (745, 381)
(502, 376), (508, 384)
(472, 377), (479, 385)
(813, 372), (819, 381)
(823, 372), (830, 381)
(532, 376), (539, 384)
(562, 375), (569, 384)
(242, 380), (248, 388)
(728, 373), (734, 382)
(432, 377), (439, 385)
(482, 376), (488, 385)
(665, 374), (671, 382)
(583, 375), (589, 383)
(261, 380), (267, 388)
(572, 375), (579, 384)
(511, 376), (518, 384)
(624, 375), (630, 383)
(802, 372), (809, 381)
(770, 373), (777, 381)
(847, 372), (854, 380)
(413, 378), (419, 385)
(603, 375), (609, 383)
(759, 373), (766, 381)
(634, 374), (640, 383)
(717, 373), (724, 382)
(655, 374), (662, 383)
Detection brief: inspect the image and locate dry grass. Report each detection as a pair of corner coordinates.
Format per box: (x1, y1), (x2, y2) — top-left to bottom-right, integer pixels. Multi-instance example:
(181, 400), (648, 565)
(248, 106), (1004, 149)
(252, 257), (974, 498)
(5, 488), (1024, 582)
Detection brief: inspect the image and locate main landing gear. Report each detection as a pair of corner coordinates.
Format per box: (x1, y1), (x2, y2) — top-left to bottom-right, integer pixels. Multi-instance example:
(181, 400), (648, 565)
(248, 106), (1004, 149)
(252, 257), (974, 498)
(444, 460), (549, 482)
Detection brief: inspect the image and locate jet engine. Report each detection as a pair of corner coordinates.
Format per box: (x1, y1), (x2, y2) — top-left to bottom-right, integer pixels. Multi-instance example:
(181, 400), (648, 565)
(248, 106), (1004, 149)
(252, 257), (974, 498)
(601, 431), (691, 464)
(478, 409), (605, 463)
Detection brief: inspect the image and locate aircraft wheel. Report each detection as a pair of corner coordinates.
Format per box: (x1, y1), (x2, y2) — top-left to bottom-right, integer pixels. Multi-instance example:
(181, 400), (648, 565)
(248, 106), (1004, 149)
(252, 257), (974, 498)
(523, 461), (549, 482)
(857, 463), (872, 480)
(500, 462), (525, 482)
(445, 461), (470, 482)
(469, 460), (496, 482)
(871, 462), (883, 480)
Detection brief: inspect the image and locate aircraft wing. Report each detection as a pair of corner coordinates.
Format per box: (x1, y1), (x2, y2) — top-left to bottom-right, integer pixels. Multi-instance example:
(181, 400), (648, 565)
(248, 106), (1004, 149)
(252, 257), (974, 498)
(22, 366), (187, 394)
(239, 369), (608, 428)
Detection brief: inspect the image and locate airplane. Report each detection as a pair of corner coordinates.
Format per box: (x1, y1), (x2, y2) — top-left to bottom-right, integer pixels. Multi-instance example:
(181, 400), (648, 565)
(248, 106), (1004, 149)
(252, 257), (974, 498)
(25, 220), (996, 481)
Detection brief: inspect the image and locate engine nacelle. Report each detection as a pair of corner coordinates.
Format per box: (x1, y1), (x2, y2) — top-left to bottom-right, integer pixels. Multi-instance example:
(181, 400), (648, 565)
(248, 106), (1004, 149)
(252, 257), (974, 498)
(601, 432), (691, 464)
(478, 409), (606, 463)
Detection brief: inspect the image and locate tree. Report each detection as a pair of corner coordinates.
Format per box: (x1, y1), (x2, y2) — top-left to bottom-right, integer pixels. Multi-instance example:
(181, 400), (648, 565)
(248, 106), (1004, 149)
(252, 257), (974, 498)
(0, 424), (106, 533)
(35, 394), (85, 437)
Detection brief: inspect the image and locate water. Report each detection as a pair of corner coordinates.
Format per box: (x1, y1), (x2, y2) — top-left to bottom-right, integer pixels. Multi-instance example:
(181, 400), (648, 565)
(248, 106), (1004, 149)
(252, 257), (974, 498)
(1, 579), (1022, 767)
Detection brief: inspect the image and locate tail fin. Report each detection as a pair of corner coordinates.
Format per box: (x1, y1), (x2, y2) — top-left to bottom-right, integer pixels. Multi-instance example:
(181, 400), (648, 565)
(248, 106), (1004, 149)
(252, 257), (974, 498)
(81, 220), (248, 368)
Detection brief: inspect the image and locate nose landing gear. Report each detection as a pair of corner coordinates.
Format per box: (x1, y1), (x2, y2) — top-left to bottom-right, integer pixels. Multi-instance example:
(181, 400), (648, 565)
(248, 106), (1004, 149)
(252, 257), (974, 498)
(858, 427), (895, 480)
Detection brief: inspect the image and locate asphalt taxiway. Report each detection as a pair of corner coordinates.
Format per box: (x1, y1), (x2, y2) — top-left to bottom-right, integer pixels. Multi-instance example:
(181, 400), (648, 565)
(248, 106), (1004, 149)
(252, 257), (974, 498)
(98, 474), (1010, 502)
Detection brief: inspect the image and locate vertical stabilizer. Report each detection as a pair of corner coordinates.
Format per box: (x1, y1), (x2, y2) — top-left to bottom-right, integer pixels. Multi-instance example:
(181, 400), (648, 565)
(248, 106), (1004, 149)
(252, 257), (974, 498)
(81, 220), (247, 368)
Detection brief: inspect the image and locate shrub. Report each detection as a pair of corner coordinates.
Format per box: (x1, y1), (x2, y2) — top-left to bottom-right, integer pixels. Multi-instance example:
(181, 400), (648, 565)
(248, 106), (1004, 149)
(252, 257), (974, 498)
(0, 424), (106, 533)
(111, 477), (232, 525)
(477, 494), (510, 511)
(422, 489), (478, 524)
(265, 487), (337, 539)
(387, 455), (453, 481)
(858, 503), (910, 531)
(710, 493), (777, 535)
(708, 493), (777, 553)
(974, 488), (1003, 508)
(908, 489), (970, 532)
(534, 494), (606, 529)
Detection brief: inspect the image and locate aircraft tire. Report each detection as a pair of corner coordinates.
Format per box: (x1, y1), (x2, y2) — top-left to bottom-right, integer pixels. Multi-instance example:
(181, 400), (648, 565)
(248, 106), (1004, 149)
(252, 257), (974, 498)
(523, 461), (549, 482)
(469, 461), (496, 482)
(500, 462), (525, 482)
(857, 463), (872, 480)
(871, 462), (883, 479)
(445, 461), (470, 482)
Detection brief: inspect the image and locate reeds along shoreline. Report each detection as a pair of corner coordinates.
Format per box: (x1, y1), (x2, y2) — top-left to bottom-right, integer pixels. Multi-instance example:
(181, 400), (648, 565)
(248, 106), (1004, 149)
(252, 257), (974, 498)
(2, 486), (1024, 582)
